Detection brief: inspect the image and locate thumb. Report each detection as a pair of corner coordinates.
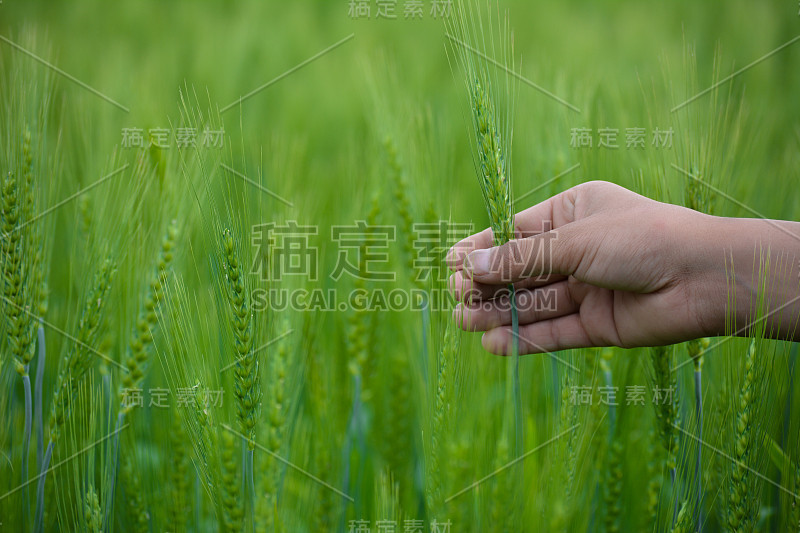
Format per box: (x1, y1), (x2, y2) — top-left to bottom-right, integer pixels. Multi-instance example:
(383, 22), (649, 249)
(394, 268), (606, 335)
(463, 223), (583, 284)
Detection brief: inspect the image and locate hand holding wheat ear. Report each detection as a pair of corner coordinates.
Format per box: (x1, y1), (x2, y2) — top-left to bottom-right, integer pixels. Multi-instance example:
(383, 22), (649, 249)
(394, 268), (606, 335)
(448, 180), (800, 354)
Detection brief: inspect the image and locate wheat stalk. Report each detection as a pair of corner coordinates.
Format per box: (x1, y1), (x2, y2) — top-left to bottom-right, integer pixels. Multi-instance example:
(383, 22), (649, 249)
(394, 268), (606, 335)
(726, 339), (759, 532)
(684, 151), (714, 533)
(339, 197), (381, 526)
(449, 0), (523, 486)
(34, 257), (115, 533)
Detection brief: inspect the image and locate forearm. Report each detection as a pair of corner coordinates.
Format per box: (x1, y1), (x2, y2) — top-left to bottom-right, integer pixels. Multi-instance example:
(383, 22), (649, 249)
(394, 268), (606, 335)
(694, 215), (800, 341)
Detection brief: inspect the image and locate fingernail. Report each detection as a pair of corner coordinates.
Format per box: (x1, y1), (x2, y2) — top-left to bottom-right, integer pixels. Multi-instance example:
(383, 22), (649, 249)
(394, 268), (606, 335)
(465, 249), (490, 276)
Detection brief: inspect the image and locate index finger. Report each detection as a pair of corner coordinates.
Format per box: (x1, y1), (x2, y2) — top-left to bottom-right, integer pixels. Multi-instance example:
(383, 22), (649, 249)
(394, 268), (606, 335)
(446, 191), (565, 271)
(446, 226), (493, 271)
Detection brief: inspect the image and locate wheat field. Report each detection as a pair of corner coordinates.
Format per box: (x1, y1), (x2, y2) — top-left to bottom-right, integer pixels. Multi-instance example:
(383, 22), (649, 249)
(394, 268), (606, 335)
(1, 0), (800, 532)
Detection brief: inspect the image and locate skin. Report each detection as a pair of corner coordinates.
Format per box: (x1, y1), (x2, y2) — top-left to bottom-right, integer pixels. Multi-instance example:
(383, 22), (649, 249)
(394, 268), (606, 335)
(447, 181), (800, 355)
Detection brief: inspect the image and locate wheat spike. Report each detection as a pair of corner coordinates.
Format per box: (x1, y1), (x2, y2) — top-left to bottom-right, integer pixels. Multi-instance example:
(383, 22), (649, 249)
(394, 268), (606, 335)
(48, 259), (115, 441)
(726, 339), (759, 531)
(121, 219), (178, 397)
(220, 227), (261, 449)
(84, 486), (102, 533)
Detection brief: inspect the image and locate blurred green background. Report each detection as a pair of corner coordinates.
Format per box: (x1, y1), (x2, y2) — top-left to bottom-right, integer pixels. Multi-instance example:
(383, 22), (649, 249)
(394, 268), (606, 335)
(2, 0), (798, 222)
(2, 1), (800, 532)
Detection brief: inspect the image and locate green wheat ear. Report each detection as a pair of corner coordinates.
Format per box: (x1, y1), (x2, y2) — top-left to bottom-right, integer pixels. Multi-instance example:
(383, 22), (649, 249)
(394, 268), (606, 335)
(426, 317), (460, 518)
(257, 314), (290, 531)
(48, 258), (115, 441)
(603, 439), (623, 532)
(471, 78), (514, 246)
(727, 339), (759, 531)
(2, 168), (38, 377)
(220, 227), (261, 449)
(120, 454), (149, 533)
(670, 500), (693, 533)
(84, 485), (102, 533)
(649, 345), (679, 468)
(447, 0), (517, 246)
(121, 219), (179, 396)
(168, 410), (190, 532)
(449, 0), (523, 508)
(220, 429), (244, 533)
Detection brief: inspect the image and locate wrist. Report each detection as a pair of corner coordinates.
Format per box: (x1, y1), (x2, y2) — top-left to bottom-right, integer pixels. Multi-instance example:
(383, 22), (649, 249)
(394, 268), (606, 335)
(692, 215), (800, 340)
(678, 211), (735, 337)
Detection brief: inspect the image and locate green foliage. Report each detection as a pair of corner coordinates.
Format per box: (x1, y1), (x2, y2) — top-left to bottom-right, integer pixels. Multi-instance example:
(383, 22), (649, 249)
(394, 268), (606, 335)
(1, 1), (799, 532)
(48, 259), (115, 442)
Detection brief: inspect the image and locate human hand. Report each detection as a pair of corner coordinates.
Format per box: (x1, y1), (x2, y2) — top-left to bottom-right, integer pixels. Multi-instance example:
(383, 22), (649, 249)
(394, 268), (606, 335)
(447, 181), (742, 355)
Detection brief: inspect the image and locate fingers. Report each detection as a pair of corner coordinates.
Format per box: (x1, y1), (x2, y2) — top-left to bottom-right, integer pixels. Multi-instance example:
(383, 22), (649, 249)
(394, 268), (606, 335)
(462, 221), (586, 285)
(445, 187), (569, 270)
(446, 227), (493, 271)
(443, 182), (673, 356)
(480, 314), (594, 355)
(448, 269), (567, 302)
(446, 181), (638, 273)
(453, 280), (579, 331)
